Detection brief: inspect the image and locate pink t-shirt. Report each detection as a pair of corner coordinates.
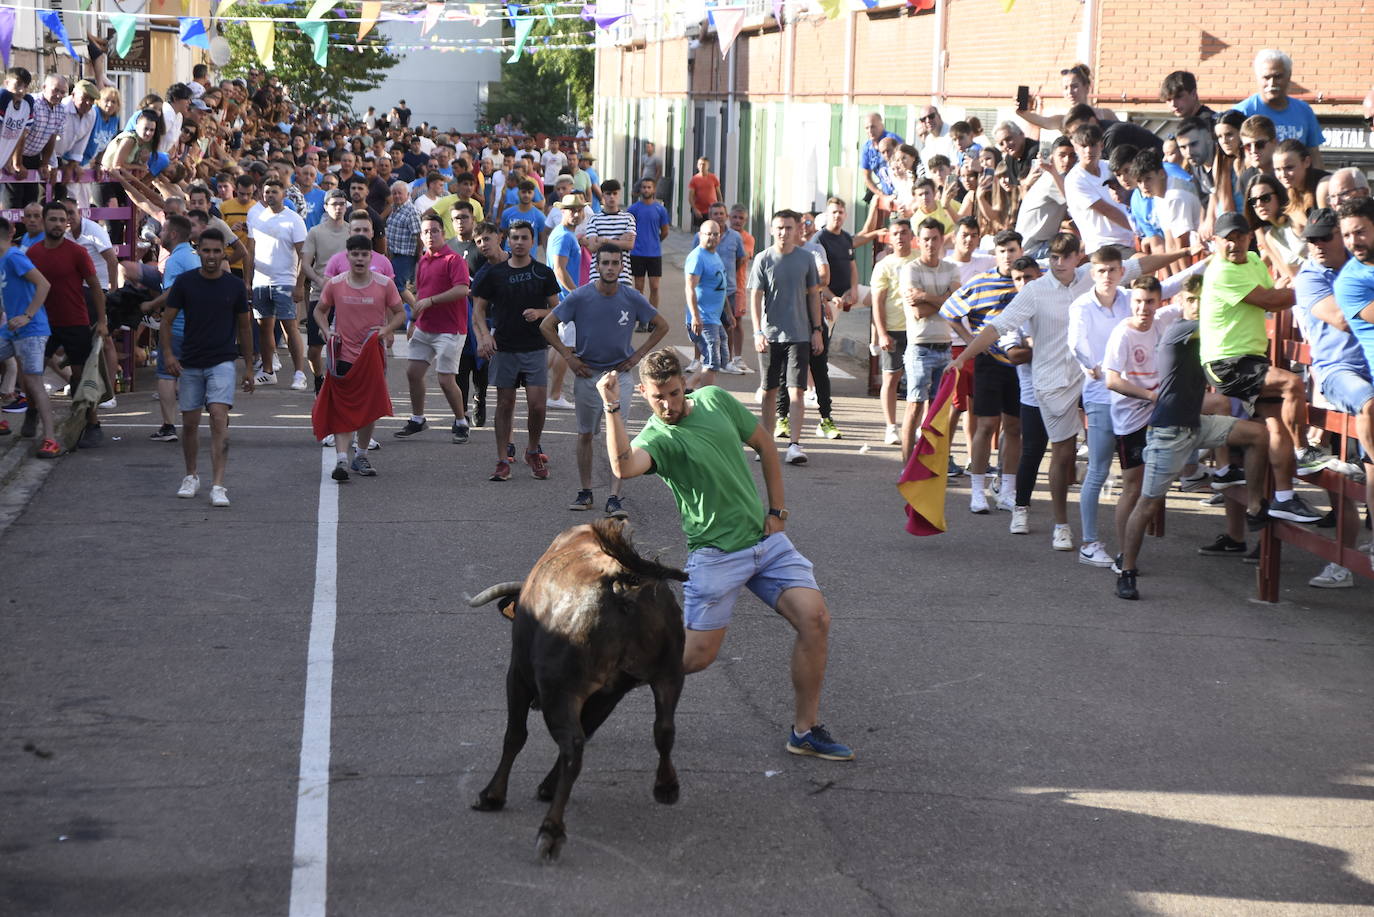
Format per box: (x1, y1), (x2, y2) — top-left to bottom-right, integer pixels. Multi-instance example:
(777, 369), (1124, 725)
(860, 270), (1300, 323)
(324, 250), (394, 279)
(319, 272), (403, 362)
(415, 248), (472, 335)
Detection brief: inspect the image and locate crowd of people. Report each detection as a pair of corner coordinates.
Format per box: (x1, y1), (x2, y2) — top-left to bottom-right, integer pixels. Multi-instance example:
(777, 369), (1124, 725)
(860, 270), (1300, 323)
(0, 50), (1372, 614)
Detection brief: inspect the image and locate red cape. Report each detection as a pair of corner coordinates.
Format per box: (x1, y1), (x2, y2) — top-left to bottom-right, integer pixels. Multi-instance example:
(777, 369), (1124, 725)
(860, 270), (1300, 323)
(311, 334), (393, 439)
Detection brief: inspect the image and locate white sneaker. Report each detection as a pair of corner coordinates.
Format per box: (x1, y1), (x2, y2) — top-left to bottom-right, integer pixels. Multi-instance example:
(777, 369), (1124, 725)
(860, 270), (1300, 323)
(1052, 525), (1074, 551)
(547, 396), (576, 410)
(804, 390), (819, 407)
(1308, 562), (1353, 588)
(367, 438), (381, 451)
(995, 491), (1015, 512)
(210, 485), (230, 507)
(290, 371), (308, 391)
(176, 474), (200, 498)
(883, 424), (900, 445)
(732, 358), (753, 374)
(99, 396), (117, 409)
(1078, 541), (1114, 567)
(754, 387), (765, 404)
(969, 489), (989, 514)
(685, 358), (703, 373)
(254, 370), (277, 386)
(322, 434), (335, 447)
(785, 442), (807, 465)
(720, 358), (745, 375)
(1009, 506), (1029, 534)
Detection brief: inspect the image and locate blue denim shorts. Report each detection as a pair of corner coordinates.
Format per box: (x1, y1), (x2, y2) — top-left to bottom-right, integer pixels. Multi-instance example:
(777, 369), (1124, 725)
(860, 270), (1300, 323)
(688, 323), (728, 371)
(253, 284), (297, 321)
(682, 532), (819, 631)
(0, 335), (47, 375)
(177, 361), (237, 411)
(155, 332), (184, 381)
(903, 341), (950, 403)
(1320, 367), (1374, 415)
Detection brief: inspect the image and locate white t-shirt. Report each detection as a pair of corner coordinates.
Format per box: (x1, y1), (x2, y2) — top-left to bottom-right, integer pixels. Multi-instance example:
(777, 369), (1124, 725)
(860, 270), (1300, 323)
(1064, 161), (1134, 252)
(900, 258), (960, 343)
(1015, 172), (1068, 248)
(69, 219), (114, 289)
(56, 97), (97, 163)
(0, 94), (34, 167)
(159, 102), (182, 155)
(1154, 174), (1202, 240)
(541, 151), (568, 188)
(1102, 305), (1183, 434)
(247, 202), (308, 287)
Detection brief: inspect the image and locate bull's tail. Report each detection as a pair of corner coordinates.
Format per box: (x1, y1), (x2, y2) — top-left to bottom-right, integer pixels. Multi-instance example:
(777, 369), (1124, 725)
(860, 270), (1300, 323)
(467, 582), (524, 607)
(591, 518), (689, 583)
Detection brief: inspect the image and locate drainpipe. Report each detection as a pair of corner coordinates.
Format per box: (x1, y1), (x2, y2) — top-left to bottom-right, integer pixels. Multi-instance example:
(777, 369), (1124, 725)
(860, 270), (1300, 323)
(1078, 0), (1095, 72)
(843, 8), (855, 106)
(727, 40), (738, 204)
(931, 0), (947, 105)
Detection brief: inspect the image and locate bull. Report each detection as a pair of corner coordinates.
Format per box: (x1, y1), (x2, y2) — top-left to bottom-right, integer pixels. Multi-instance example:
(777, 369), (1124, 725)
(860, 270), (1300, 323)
(468, 518), (688, 861)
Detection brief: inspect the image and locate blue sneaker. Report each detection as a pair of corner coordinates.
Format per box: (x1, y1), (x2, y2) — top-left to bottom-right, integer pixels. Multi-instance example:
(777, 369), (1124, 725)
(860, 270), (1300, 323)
(786, 724), (854, 761)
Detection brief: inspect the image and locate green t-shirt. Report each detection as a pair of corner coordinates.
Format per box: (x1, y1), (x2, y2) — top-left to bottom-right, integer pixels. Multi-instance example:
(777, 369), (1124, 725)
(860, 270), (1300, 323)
(632, 385), (766, 553)
(1199, 251), (1273, 363)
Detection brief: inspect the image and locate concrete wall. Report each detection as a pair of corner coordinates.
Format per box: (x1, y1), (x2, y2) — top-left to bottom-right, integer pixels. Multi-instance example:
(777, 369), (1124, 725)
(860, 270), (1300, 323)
(350, 20), (503, 133)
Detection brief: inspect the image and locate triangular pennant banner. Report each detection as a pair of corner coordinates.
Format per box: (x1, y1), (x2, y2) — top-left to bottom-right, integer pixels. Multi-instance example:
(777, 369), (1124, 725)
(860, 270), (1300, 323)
(422, 1), (444, 34)
(214, 0), (241, 19)
(38, 10), (78, 60)
(772, 0), (784, 24)
(0, 9), (14, 69)
(248, 19), (275, 67)
(358, 0), (381, 39)
(816, 0), (843, 19)
(306, 0), (339, 18)
(1000, 0), (1015, 9)
(469, 3), (488, 25)
(178, 17), (211, 49)
(297, 19), (329, 65)
(543, 3), (556, 25)
(507, 14), (534, 61)
(712, 5), (745, 57)
(109, 13), (137, 56)
(594, 12), (628, 28)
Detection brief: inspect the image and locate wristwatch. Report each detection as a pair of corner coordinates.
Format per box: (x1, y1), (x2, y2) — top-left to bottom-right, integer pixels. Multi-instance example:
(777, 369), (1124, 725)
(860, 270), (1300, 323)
(811, 325), (823, 332)
(768, 507), (788, 521)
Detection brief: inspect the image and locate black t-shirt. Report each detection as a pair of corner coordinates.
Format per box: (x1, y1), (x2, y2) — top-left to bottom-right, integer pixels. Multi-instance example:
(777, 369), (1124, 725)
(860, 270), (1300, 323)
(1102, 121), (1164, 157)
(1005, 139), (1042, 183)
(395, 106), (411, 127)
(1149, 319), (1205, 428)
(470, 259), (560, 352)
(815, 228), (855, 298)
(168, 271), (250, 368)
(403, 150), (430, 171)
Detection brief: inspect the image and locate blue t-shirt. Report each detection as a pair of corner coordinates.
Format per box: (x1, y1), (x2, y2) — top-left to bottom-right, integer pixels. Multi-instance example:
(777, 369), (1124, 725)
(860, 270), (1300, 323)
(860, 131), (903, 195)
(1234, 94), (1325, 149)
(500, 205), (543, 234)
(546, 225), (584, 297)
(163, 241), (201, 335)
(300, 187), (326, 230)
(83, 111), (122, 164)
(1129, 162), (1194, 240)
(712, 227), (744, 295)
(585, 167), (602, 214)
(1334, 256), (1374, 375)
(1293, 258), (1369, 380)
(551, 282), (657, 370)
(683, 246), (727, 324)
(0, 248), (49, 339)
(502, 185), (545, 210)
(628, 200), (671, 257)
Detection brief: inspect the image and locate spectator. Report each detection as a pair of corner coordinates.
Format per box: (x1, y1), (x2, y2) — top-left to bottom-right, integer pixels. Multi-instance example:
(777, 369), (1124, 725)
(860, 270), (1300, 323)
(687, 157), (721, 229)
(1160, 71), (1216, 126)
(1270, 139), (1328, 232)
(1017, 63), (1117, 136)
(1063, 103), (1163, 158)
(1063, 123), (1134, 258)
(860, 112), (902, 199)
(1235, 49), (1325, 166)
(992, 121), (1040, 185)
(15, 75), (68, 207)
(1243, 174), (1303, 283)
(385, 181), (421, 291)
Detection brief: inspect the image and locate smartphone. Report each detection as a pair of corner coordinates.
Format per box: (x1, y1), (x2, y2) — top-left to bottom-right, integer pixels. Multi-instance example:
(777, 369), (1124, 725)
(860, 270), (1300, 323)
(1015, 85), (1030, 111)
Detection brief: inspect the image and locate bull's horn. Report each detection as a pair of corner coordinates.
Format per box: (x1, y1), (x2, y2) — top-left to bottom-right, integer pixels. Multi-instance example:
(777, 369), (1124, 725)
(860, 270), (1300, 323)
(467, 582), (523, 607)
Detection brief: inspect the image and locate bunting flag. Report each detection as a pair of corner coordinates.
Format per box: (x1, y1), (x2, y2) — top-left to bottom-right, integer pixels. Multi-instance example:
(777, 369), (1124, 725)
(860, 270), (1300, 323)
(771, 0), (784, 24)
(815, 0), (844, 18)
(1000, 0), (1015, 9)
(422, 1), (444, 33)
(469, 3), (488, 25)
(907, 0), (935, 9)
(214, 0), (242, 19)
(297, 19), (329, 64)
(712, 4), (745, 57)
(507, 14), (534, 61)
(306, 0), (340, 19)
(38, 10), (78, 59)
(0, 9), (14, 69)
(544, 3), (556, 25)
(358, 0), (381, 38)
(594, 12), (628, 28)
(248, 19), (275, 67)
(579, 3), (595, 20)
(178, 17), (211, 49)
(896, 369), (958, 536)
(110, 13), (137, 56)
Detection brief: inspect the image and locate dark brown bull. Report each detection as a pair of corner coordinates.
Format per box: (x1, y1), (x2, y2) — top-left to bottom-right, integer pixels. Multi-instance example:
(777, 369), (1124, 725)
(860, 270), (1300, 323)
(469, 518), (688, 861)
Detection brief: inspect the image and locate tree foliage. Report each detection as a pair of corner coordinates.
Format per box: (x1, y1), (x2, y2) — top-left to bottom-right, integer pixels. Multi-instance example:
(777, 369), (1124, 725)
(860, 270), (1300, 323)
(482, 16), (593, 135)
(221, 3), (402, 112)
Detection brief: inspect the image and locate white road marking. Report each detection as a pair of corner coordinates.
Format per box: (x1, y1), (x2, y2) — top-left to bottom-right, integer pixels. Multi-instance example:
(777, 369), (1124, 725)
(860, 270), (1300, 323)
(675, 345), (854, 379)
(288, 450), (340, 917)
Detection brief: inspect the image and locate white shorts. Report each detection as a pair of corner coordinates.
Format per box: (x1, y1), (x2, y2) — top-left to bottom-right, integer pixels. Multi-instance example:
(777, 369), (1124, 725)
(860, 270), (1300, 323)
(407, 329), (464, 374)
(1035, 379), (1085, 444)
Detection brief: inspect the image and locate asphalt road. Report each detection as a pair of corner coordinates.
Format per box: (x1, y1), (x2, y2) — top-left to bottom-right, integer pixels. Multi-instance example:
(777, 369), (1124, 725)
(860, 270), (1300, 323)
(2, 260), (1373, 916)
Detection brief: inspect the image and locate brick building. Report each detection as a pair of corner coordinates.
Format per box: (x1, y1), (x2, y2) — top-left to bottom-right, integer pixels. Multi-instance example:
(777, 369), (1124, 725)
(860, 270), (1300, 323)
(592, 0), (1373, 254)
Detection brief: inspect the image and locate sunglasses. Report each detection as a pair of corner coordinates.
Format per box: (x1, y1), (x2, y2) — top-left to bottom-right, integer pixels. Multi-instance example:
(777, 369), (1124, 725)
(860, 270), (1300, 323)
(1249, 191), (1276, 206)
(918, 115), (937, 122)
(1306, 234), (1333, 244)
(1242, 140), (1270, 150)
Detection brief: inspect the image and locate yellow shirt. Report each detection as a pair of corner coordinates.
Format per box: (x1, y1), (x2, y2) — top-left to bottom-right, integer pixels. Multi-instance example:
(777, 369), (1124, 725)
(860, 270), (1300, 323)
(871, 251), (920, 332)
(432, 194), (484, 238)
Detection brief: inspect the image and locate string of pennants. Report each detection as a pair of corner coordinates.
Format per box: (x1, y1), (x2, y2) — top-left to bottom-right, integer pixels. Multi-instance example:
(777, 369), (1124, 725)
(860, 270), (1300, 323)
(0, 0), (1011, 71)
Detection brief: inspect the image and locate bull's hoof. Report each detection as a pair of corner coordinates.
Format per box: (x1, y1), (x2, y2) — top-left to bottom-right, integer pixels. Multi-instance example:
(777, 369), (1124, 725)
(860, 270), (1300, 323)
(472, 790), (506, 812)
(536, 777), (557, 802)
(653, 781), (680, 805)
(536, 824), (565, 862)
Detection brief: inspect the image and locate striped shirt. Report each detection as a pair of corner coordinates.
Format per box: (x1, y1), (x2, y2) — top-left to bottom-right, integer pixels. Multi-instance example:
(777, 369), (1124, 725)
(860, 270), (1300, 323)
(386, 202), (421, 260)
(940, 269), (1018, 364)
(580, 209), (636, 285)
(22, 96), (65, 158)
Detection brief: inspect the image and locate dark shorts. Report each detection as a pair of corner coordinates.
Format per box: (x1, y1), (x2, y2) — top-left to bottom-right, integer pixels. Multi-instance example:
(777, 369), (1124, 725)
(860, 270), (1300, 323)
(1116, 425), (1148, 470)
(630, 255), (663, 278)
(950, 344), (974, 413)
(879, 330), (907, 374)
(45, 323), (95, 367)
(764, 341), (810, 391)
(306, 301), (330, 348)
(1204, 355), (1270, 413)
(972, 353), (1019, 418)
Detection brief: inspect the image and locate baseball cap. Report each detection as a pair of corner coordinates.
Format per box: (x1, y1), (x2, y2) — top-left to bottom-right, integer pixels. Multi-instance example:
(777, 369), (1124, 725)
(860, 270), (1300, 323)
(1213, 212), (1251, 237)
(1301, 207), (1338, 241)
(190, 98), (210, 111)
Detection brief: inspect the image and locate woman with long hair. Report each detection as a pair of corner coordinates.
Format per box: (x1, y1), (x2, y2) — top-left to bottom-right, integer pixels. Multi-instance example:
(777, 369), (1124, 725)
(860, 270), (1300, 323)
(1271, 139), (1329, 232)
(1016, 63), (1118, 136)
(1243, 174), (1303, 282)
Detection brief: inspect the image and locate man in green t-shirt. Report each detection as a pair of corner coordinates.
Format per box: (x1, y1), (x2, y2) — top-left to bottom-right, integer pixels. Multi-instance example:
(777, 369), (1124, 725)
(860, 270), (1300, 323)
(597, 349), (853, 761)
(1199, 212), (1318, 521)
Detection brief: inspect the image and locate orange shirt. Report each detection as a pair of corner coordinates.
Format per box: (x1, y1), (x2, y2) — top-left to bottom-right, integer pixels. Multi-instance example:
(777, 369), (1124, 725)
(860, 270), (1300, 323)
(688, 173), (721, 214)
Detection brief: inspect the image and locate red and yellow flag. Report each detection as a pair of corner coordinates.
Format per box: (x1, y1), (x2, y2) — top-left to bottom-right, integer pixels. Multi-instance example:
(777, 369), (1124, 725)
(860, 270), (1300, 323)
(896, 368), (958, 536)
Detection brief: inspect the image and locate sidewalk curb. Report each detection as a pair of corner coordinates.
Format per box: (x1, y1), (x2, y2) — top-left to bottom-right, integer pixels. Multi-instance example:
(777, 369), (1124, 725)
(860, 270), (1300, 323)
(0, 434), (61, 540)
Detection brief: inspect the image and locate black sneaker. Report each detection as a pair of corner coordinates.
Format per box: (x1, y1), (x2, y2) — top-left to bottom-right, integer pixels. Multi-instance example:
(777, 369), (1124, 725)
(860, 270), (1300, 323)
(506, 442), (516, 460)
(1210, 466), (1246, 489)
(451, 420), (470, 444)
(1198, 534), (1247, 556)
(474, 400), (486, 427)
(569, 489), (593, 511)
(1269, 493), (1323, 523)
(1116, 569), (1139, 600)
(605, 495), (628, 519)
(394, 418), (427, 438)
(78, 423), (103, 449)
(149, 423), (179, 442)
(331, 459), (349, 482)
(20, 409), (37, 439)
(1316, 508), (1337, 529)
(1246, 498), (1270, 532)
